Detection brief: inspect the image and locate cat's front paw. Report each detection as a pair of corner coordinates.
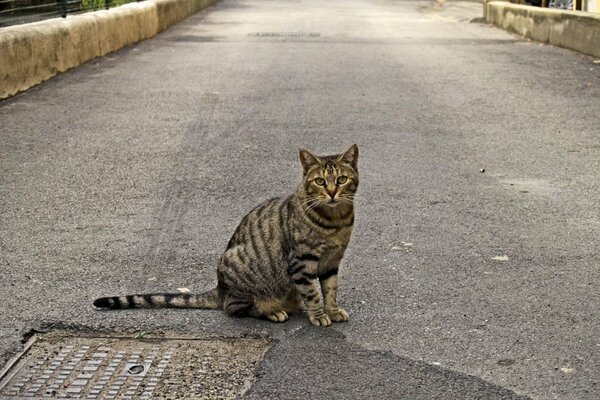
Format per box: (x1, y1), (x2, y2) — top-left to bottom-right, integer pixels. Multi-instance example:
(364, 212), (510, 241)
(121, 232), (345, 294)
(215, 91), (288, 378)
(308, 313), (332, 327)
(326, 307), (349, 322)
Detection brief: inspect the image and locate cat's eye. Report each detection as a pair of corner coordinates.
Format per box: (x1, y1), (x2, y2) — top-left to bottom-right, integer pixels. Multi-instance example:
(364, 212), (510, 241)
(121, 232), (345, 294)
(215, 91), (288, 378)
(336, 176), (348, 185)
(314, 178), (326, 186)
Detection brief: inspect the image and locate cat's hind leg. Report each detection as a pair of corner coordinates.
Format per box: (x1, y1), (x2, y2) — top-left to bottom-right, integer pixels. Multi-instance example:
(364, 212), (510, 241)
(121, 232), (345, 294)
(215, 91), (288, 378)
(222, 296), (254, 317)
(253, 298), (289, 323)
(222, 295), (295, 323)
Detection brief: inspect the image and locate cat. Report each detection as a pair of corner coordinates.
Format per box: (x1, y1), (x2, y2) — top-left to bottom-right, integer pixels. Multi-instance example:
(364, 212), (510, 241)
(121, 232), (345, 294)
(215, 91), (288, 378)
(94, 144), (359, 327)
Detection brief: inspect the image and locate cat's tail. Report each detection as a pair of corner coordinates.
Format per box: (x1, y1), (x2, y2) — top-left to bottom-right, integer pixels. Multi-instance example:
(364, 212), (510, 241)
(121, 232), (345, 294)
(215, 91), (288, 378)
(93, 287), (222, 310)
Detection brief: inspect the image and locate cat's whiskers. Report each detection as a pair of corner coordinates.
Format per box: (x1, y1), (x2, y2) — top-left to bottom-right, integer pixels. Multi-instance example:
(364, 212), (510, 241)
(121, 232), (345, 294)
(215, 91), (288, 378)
(302, 197), (320, 206)
(337, 194), (355, 206)
(306, 199), (322, 213)
(302, 198), (321, 210)
(299, 196), (322, 219)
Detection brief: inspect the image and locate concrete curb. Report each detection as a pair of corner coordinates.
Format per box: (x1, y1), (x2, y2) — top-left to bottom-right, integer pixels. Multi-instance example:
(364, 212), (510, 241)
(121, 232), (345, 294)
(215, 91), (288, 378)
(484, 1), (600, 59)
(0, 0), (219, 99)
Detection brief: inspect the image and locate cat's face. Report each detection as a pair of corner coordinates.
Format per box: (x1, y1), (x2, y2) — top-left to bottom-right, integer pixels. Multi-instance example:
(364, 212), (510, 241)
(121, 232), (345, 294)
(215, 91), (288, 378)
(299, 144), (359, 208)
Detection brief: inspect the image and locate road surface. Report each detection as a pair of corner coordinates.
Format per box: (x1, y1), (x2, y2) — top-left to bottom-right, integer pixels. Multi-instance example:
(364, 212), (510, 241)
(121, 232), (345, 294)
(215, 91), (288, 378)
(1, 0), (599, 398)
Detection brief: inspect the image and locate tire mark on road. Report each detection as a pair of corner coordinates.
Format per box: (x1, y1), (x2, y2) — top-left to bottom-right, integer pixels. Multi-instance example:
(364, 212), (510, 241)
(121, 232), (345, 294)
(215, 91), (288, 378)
(142, 94), (221, 269)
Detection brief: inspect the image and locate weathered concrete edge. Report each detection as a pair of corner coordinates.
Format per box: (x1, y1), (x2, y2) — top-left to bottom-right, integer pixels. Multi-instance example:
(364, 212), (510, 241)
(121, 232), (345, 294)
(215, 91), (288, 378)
(484, 1), (600, 59)
(0, 0), (219, 100)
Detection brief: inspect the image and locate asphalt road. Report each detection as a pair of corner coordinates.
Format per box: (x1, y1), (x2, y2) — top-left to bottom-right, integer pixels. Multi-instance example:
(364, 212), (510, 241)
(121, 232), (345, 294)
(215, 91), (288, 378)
(1, 0), (599, 398)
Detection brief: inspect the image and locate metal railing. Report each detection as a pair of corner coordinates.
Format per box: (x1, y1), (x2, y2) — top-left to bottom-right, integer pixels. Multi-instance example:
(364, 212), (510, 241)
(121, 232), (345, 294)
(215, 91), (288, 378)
(0, 0), (139, 28)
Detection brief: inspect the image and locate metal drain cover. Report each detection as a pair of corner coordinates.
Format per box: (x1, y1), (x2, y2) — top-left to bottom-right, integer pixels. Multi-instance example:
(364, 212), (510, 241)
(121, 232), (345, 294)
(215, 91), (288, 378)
(250, 32), (320, 37)
(0, 335), (270, 399)
(169, 35), (224, 42)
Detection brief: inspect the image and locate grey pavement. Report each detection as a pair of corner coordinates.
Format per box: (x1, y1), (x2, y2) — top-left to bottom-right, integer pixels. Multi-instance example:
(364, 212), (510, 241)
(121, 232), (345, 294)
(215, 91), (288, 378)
(1, 0), (599, 398)
(243, 327), (529, 399)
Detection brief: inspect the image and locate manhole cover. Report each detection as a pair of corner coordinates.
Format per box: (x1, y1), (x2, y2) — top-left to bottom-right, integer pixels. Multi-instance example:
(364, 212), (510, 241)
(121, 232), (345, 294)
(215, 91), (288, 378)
(0, 335), (270, 399)
(250, 32), (320, 37)
(169, 35), (224, 42)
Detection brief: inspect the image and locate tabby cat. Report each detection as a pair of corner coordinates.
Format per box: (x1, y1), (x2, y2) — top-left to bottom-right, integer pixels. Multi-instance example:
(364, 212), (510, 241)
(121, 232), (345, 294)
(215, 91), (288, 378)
(94, 145), (359, 326)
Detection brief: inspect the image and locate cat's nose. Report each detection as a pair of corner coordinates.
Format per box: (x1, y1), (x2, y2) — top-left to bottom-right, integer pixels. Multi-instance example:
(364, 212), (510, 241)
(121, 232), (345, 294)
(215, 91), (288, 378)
(326, 188), (337, 199)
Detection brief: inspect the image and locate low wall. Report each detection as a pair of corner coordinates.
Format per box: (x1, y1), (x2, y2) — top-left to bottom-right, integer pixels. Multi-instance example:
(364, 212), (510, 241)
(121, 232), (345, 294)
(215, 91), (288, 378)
(485, 1), (600, 59)
(0, 0), (219, 99)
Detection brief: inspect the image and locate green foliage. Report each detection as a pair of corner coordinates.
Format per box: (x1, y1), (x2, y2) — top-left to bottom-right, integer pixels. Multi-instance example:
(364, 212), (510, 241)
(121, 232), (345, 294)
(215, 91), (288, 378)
(80, 0), (136, 11)
(112, 0), (134, 6)
(80, 0), (105, 11)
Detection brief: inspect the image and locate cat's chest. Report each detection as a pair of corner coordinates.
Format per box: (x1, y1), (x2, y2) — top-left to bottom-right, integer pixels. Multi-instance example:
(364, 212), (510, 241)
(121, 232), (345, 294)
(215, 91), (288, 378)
(291, 224), (352, 257)
(315, 227), (352, 255)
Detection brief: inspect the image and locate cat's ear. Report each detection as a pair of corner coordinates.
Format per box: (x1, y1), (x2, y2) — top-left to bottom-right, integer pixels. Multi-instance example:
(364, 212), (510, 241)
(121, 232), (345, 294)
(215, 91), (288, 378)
(338, 144), (359, 169)
(299, 149), (321, 175)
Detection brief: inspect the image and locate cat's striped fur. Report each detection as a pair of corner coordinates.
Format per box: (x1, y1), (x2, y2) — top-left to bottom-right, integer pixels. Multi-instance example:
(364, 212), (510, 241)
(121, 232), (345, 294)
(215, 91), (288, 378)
(94, 145), (359, 326)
